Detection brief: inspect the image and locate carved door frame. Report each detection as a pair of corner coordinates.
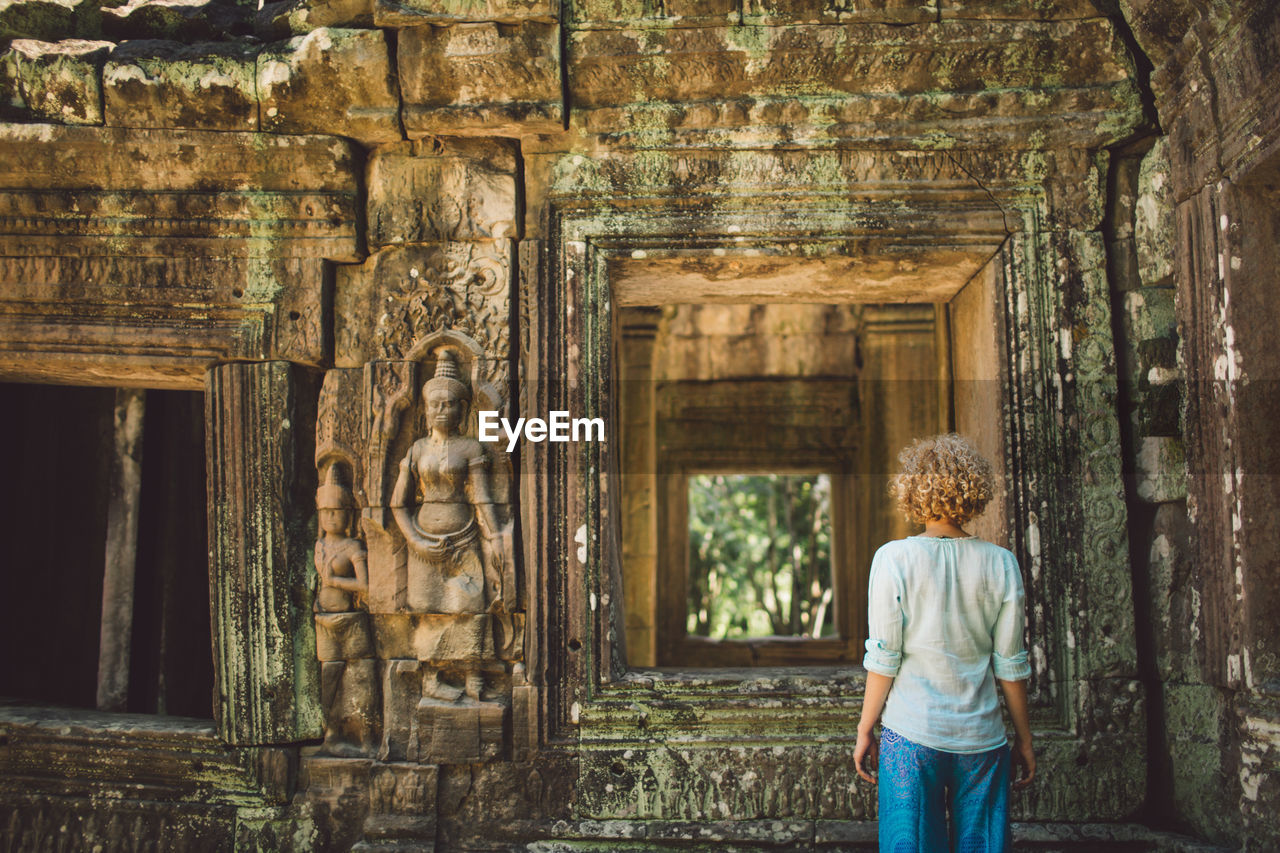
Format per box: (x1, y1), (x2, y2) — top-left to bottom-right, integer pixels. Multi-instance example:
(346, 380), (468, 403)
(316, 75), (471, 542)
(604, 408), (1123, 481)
(522, 146), (1144, 821)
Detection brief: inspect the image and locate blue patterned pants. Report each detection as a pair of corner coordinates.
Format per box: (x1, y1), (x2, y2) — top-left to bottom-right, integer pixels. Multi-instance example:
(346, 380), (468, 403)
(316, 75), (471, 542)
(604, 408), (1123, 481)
(877, 728), (1012, 853)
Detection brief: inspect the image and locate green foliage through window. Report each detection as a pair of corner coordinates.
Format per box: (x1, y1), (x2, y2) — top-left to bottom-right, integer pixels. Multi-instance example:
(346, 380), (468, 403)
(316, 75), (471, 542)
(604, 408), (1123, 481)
(686, 473), (835, 640)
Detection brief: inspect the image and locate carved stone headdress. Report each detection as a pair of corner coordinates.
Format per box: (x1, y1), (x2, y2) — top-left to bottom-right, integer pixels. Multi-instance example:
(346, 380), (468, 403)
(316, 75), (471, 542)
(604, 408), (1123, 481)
(316, 465), (355, 511)
(425, 350), (470, 402)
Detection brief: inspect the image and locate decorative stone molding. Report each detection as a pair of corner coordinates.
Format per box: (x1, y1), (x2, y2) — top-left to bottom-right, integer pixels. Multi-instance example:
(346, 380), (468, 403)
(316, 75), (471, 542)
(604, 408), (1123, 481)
(0, 125), (359, 387)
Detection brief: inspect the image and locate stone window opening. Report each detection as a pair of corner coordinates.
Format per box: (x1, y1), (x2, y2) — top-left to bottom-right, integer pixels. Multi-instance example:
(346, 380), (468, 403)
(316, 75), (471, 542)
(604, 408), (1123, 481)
(0, 382), (213, 718)
(684, 470), (836, 642)
(616, 299), (973, 670)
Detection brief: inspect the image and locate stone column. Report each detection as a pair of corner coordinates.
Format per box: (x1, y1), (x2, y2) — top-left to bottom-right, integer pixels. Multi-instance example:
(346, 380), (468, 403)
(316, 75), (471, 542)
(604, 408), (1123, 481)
(207, 361), (323, 745)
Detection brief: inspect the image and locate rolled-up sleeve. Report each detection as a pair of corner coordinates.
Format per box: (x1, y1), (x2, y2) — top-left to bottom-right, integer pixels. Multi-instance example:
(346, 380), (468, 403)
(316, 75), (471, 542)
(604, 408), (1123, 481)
(991, 554), (1032, 681)
(863, 550), (904, 677)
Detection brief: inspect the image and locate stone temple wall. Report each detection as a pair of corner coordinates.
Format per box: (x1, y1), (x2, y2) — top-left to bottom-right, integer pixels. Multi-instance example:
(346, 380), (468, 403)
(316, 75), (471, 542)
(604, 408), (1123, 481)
(0, 0), (1275, 849)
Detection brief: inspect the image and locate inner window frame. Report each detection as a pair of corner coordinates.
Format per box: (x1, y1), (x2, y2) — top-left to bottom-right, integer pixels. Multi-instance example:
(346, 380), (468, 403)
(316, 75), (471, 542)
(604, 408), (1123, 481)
(660, 460), (859, 668)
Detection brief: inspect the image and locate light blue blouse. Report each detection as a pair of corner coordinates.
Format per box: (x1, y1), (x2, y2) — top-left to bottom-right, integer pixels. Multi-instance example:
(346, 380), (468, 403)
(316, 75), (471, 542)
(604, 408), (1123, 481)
(863, 536), (1032, 754)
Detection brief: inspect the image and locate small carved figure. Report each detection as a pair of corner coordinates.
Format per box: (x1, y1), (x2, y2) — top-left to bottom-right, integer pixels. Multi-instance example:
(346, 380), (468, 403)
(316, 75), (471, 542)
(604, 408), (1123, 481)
(315, 473), (370, 616)
(391, 350), (510, 704)
(314, 468), (378, 756)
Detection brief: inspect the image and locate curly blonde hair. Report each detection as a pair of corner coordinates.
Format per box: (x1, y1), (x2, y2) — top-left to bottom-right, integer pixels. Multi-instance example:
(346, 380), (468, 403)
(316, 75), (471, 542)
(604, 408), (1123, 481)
(891, 433), (995, 525)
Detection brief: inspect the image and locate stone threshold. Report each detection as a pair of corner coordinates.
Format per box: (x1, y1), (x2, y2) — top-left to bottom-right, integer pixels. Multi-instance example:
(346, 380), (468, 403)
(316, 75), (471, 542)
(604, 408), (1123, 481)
(459, 820), (1234, 852)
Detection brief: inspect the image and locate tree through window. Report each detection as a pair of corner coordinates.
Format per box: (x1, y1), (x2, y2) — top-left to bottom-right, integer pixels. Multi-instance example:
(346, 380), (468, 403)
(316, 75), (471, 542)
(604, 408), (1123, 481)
(686, 473), (835, 640)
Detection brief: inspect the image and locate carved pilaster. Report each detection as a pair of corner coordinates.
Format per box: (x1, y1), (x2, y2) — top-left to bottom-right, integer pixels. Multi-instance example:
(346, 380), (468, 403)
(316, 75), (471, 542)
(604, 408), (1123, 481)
(207, 361), (323, 745)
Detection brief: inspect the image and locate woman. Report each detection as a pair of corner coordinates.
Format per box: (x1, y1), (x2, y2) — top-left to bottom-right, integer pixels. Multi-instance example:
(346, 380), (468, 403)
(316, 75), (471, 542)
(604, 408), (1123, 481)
(391, 350), (507, 702)
(854, 434), (1035, 853)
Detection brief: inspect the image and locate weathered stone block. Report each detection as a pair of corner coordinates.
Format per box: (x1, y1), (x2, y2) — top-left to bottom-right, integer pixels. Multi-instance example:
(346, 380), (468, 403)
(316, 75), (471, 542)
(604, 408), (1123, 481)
(1164, 683), (1241, 843)
(258, 27), (401, 145)
(371, 613), (495, 662)
(367, 138), (518, 247)
(206, 361), (324, 746)
(398, 22), (561, 137)
(1148, 501), (1197, 681)
(380, 659), (423, 761)
(360, 762), (438, 847)
(373, 0), (554, 26)
(103, 0), (250, 41)
(1136, 136), (1175, 287)
(415, 698), (506, 763)
(941, 0), (1099, 20)
(744, 0), (935, 25)
(570, 0), (734, 27)
(104, 39), (259, 130)
(569, 19), (1133, 109)
(334, 243), (513, 371)
(1124, 286), (1177, 344)
(0, 38), (111, 125)
(0, 0), (101, 40)
(317, 612), (376, 661)
(1135, 435), (1187, 503)
(255, 0), (372, 38)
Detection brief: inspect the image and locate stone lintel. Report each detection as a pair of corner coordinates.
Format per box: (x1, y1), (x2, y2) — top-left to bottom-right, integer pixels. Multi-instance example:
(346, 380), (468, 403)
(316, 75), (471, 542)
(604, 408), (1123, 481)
(569, 19), (1134, 109)
(0, 256), (330, 386)
(570, 0), (935, 30)
(0, 123), (359, 193)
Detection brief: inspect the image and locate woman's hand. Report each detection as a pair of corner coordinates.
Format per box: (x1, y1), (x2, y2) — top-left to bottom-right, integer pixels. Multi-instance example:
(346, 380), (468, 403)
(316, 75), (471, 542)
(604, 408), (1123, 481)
(854, 727), (879, 784)
(1011, 736), (1036, 790)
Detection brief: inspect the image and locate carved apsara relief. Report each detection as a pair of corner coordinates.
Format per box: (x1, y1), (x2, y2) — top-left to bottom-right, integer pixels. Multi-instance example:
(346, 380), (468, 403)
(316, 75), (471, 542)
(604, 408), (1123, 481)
(314, 325), (518, 764)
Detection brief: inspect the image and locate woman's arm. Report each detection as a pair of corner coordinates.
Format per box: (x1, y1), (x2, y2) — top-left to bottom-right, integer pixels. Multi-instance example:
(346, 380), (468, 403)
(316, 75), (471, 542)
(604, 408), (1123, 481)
(999, 678), (1036, 789)
(854, 671), (894, 783)
(992, 551), (1035, 788)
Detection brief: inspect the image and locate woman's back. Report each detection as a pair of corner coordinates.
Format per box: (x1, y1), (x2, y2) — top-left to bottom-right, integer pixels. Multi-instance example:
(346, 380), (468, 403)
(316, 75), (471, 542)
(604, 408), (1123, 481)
(864, 536), (1027, 754)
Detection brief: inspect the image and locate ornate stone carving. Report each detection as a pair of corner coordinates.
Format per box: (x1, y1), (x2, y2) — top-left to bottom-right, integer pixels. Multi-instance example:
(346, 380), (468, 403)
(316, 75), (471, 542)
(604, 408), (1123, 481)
(0, 126), (358, 387)
(335, 243), (512, 400)
(314, 330), (518, 764)
(390, 351), (513, 706)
